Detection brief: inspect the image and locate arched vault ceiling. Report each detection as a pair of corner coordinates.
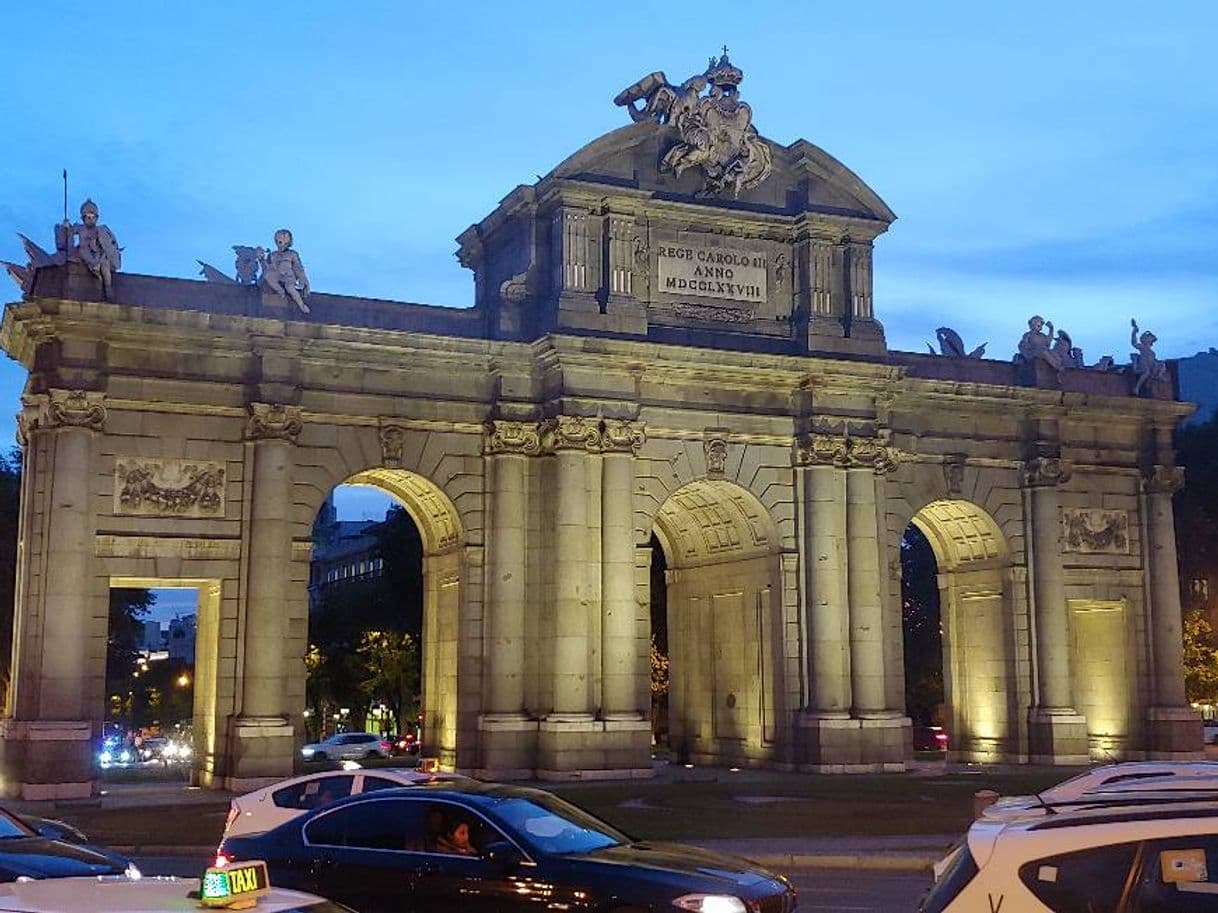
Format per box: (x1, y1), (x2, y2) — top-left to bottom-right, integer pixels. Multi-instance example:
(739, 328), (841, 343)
(346, 469), (463, 556)
(911, 499), (1008, 571)
(654, 480), (774, 568)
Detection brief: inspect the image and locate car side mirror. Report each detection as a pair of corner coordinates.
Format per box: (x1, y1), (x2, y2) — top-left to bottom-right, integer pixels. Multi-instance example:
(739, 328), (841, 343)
(483, 840), (523, 872)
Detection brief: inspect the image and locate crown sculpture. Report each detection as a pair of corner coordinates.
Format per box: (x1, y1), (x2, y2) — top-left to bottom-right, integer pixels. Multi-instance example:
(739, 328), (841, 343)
(615, 49), (773, 197)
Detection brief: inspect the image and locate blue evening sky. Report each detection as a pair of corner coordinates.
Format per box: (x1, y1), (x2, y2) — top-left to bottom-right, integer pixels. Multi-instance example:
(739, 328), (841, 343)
(3, 3), (1217, 551)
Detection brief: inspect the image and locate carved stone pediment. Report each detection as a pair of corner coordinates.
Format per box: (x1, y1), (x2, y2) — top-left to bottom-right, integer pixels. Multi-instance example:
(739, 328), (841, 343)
(114, 458), (226, 518)
(1062, 508), (1129, 554)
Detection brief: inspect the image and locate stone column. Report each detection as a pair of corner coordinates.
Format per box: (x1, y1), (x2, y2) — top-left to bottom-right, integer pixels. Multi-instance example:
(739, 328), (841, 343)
(548, 416), (599, 716)
(600, 420), (645, 718)
(1024, 456), (1088, 763)
(795, 434), (856, 769)
(847, 467), (885, 714)
(1143, 465), (1202, 754)
(0, 390), (105, 798)
(231, 403), (301, 787)
(482, 421), (538, 716)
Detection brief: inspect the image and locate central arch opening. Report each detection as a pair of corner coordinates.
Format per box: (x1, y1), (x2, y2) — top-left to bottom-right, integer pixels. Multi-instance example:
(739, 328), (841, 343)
(650, 480), (783, 768)
(903, 499), (1016, 762)
(306, 468), (464, 769)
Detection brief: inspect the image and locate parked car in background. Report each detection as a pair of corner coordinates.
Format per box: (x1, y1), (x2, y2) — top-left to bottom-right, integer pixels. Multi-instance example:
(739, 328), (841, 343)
(912, 725), (949, 752)
(299, 732), (390, 762)
(388, 733), (420, 756)
(218, 781), (797, 913)
(922, 790), (1218, 912)
(222, 767), (474, 839)
(0, 807), (138, 883)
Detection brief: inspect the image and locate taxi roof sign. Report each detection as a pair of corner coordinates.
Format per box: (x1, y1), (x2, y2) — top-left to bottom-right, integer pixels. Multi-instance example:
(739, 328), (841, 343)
(200, 860), (270, 909)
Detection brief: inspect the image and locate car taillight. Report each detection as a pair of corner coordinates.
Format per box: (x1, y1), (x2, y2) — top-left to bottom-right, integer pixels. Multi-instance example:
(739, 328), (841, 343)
(381, 741), (392, 752)
(214, 853), (231, 867)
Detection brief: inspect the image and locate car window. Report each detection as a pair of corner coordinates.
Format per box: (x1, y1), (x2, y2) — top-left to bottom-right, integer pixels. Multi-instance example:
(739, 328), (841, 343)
(306, 799), (426, 851)
(0, 810), (34, 839)
(1018, 841), (1138, 913)
(1128, 834), (1218, 913)
(418, 802), (505, 857)
(488, 794), (625, 855)
(273, 775), (355, 810)
(362, 776), (408, 793)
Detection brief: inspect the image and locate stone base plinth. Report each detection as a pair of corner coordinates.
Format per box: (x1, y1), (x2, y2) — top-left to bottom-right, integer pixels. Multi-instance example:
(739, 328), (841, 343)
(797, 712), (908, 772)
(535, 714), (652, 780)
(1027, 708), (1089, 765)
(1146, 706), (1204, 758)
(223, 715), (295, 790)
(475, 714), (539, 780)
(0, 719), (94, 799)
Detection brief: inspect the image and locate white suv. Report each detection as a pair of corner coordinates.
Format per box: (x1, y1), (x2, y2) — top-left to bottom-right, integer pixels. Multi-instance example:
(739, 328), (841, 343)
(923, 791), (1218, 912)
(299, 732), (389, 762)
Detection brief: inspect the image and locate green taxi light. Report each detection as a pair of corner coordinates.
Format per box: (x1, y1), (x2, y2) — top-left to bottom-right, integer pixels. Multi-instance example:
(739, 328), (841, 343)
(199, 860), (271, 909)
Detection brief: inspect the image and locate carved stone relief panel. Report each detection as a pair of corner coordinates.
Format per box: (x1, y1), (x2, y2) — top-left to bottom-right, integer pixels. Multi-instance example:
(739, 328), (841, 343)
(114, 458), (226, 518)
(1062, 508), (1130, 555)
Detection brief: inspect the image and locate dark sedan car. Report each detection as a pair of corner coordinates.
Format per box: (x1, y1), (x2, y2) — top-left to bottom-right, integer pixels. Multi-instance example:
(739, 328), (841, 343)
(218, 781), (796, 913)
(0, 806), (135, 882)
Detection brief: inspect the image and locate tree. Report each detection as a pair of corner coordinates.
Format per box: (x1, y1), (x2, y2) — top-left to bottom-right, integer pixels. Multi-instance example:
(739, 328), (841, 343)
(1175, 416), (1218, 623)
(1183, 609), (1218, 705)
(0, 448), (20, 706)
(105, 588), (157, 728)
(901, 524), (943, 726)
(358, 630), (419, 735)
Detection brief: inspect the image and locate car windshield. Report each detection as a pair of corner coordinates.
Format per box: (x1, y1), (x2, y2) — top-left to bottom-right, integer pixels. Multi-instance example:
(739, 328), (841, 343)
(488, 793), (629, 856)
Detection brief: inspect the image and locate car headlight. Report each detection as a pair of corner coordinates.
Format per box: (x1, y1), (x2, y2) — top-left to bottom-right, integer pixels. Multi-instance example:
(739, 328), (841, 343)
(672, 895), (747, 913)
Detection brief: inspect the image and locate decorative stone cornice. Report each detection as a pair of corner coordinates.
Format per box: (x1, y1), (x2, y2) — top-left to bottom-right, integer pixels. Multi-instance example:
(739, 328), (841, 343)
(541, 415), (602, 453)
(601, 419), (646, 455)
(484, 419), (543, 456)
(379, 423), (406, 467)
(1143, 464), (1184, 495)
(245, 403), (302, 443)
(1023, 456), (1072, 488)
(795, 433), (901, 473)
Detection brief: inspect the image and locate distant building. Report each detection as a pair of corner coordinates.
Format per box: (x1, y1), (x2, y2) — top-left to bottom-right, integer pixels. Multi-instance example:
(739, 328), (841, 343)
(308, 493), (388, 611)
(1176, 350), (1218, 424)
(167, 615), (196, 663)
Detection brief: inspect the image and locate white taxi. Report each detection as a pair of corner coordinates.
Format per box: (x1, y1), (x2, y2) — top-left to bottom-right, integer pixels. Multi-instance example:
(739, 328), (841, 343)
(222, 766), (472, 839)
(0, 861), (351, 912)
(922, 792), (1218, 912)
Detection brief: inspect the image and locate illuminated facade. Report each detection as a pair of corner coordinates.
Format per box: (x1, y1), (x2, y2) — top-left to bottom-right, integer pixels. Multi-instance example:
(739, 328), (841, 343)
(0, 85), (1201, 797)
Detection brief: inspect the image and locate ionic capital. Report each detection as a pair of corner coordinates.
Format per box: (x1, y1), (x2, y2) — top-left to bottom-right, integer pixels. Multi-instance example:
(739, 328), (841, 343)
(600, 419), (645, 455)
(542, 415), (602, 453)
(1023, 456), (1072, 488)
(484, 419), (543, 456)
(795, 432), (901, 473)
(24, 389), (107, 433)
(245, 403), (302, 443)
(1143, 464), (1185, 495)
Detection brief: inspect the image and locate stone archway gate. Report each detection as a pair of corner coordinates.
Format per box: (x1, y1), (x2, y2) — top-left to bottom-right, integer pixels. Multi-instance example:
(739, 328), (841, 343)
(0, 68), (1200, 796)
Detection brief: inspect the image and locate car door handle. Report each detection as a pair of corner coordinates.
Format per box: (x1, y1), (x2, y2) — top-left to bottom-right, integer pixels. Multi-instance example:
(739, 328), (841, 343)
(310, 856), (337, 877)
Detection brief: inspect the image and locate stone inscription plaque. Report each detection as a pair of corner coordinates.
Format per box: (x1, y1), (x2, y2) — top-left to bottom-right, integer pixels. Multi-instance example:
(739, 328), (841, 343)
(657, 242), (767, 303)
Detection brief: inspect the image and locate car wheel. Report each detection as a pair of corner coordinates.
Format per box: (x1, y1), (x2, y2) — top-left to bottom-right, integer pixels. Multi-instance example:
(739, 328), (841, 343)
(365, 750), (378, 759)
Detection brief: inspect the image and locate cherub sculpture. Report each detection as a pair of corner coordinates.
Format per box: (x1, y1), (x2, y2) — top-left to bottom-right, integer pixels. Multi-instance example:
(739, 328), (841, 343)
(1130, 318), (1166, 395)
(258, 229), (310, 314)
(1016, 315), (1063, 372)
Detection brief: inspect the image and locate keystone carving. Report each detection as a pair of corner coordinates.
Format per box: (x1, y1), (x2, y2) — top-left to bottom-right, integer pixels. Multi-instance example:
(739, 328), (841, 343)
(542, 415), (603, 453)
(1143, 464), (1184, 495)
(245, 403), (302, 442)
(41, 389), (107, 431)
(796, 433), (901, 473)
(1023, 456), (1072, 487)
(943, 453), (967, 496)
(484, 420), (543, 456)
(704, 434), (728, 478)
(601, 419), (646, 455)
(380, 424), (407, 467)
(115, 458), (226, 517)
